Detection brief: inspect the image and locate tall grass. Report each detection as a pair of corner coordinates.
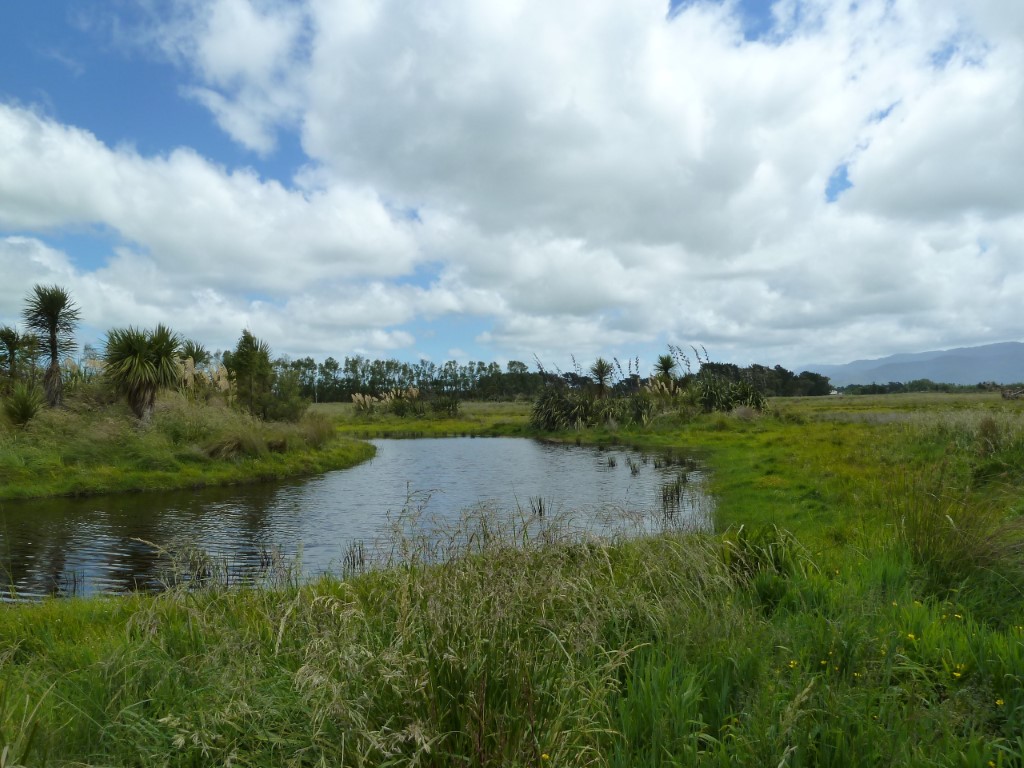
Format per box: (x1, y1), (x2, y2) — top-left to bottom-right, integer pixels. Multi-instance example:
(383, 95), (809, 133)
(3, 394), (1024, 765)
(3, 506), (1023, 766)
(0, 388), (374, 499)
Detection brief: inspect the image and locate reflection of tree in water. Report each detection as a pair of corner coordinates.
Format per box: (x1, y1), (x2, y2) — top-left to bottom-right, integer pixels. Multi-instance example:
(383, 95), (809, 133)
(0, 503), (74, 597)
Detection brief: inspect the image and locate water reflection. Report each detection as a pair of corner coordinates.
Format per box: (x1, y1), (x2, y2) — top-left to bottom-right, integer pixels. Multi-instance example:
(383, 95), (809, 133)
(0, 438), (711, 598)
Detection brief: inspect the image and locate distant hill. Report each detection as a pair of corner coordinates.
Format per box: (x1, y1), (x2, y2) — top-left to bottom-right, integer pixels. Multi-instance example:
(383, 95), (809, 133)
(802, 342), (1024, 387)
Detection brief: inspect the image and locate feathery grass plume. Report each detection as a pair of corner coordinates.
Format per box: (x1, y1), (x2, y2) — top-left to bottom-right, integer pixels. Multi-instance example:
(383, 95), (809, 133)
(213, 364), (231, 398)
(351, 392), (379, 413)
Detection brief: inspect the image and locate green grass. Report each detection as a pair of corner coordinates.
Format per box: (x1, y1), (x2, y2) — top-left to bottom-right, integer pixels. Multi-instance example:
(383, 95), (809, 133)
(318, 399), (533, 438)
(0, 391), (375, 500)
(2, 393), (1024, 766)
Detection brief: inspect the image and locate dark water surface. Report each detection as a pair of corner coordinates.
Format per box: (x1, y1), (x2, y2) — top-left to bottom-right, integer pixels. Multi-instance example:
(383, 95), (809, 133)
(0, 438), (710, 598)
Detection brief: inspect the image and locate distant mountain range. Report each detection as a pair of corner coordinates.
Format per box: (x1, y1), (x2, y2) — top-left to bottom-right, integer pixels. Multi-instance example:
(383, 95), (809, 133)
(802, 342), (1024, 387)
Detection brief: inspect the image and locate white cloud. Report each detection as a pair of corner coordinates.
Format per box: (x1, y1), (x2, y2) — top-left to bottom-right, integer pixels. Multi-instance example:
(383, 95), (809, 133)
(6, 0), (1024, 369)
(0, 104), (419, 291)
(0, 237), (79, 324)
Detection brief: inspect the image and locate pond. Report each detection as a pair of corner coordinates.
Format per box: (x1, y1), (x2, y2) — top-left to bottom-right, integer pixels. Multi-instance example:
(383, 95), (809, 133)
(0, 438), (712, 598)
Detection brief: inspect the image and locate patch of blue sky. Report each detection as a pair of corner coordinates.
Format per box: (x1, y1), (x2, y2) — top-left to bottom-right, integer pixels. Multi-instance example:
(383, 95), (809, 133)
(869, 101), (899, 124)
(930, 39), (958, 70)
(392, 262), (442, 291)
(928, 34), (989, 70)
(382, 200), (423, 224)
(0, 226), (121, 273)
(825, 163), (852, 203)
(0, 2), (308, 187)
(668, 0), (779, 42)
(400, 315), (493, 363)
(38, 227), (123, 272)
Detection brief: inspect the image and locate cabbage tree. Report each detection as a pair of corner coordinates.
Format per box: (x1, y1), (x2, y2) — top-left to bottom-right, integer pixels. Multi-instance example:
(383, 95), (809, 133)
(654, 354), (677, 381)
(103, 324), (181, 421)
(22, 284), (80, 406)
(590, 357), (613, 398)
(0, 325), (39, 386)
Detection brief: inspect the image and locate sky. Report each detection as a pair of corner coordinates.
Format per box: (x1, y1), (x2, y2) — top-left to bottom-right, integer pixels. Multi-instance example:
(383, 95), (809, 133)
(2, 0), (1023, 373)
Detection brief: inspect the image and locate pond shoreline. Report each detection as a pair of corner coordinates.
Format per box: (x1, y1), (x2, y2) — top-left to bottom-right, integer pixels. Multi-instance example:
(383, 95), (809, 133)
(0, 436), (377, 503)
(1, 436), (709, 598)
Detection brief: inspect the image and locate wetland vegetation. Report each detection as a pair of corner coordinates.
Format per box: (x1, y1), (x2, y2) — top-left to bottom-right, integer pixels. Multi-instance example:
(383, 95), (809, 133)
(3, 392), (1024, 766)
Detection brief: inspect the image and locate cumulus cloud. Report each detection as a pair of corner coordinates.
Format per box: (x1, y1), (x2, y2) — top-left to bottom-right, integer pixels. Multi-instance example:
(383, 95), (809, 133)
(4, 0), (1024, 368)
(0, 104), (419, 289)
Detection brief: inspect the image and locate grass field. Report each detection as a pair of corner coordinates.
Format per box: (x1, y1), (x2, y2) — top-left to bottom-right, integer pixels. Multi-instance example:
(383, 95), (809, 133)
(313, 399), (533, 438)
(2, 393), (1023, 766)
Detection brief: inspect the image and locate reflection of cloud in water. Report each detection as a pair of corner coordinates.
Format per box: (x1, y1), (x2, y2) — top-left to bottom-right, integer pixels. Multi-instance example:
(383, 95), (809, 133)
(0, 438), (712, 598)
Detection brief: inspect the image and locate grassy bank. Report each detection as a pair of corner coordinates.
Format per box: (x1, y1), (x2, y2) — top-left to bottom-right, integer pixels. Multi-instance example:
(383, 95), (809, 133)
(316, 400), (532, 438)
(2, 394), (1024, 766)
(0, 393), (375, 500)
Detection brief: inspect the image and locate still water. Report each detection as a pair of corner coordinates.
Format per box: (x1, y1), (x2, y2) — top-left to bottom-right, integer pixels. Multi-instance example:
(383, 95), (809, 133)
(0, 438), (711, 598)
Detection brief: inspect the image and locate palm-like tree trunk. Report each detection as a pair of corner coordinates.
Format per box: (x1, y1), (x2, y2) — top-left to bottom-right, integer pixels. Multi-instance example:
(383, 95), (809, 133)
(43, 328), (62, 407)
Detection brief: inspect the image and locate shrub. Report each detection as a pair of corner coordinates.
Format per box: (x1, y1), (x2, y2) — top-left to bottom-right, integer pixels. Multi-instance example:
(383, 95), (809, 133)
(695, 374), (766, 413)
(3, 381), (44, 427)
(429, 393), (461, 418)
(530, 387), (595, 431)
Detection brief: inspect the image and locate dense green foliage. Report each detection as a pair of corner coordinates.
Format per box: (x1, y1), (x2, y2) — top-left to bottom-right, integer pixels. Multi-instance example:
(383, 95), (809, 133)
(103, 324), (183, 421)
(285, 355), (547, 403)
(841, 379), (1015, 395)
(2, 286), (319, 428)
(2, 394), (1024, 766)
(0, 325), (39, 391)
(530, 350), (770, 431)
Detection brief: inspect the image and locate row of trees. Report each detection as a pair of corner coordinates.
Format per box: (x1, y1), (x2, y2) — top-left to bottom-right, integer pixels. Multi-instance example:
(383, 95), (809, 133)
(279, 357), (546, 403)
(839, 380), (1012, 395)
(277, 350), (835, 405)
(2, 284), (837, 430)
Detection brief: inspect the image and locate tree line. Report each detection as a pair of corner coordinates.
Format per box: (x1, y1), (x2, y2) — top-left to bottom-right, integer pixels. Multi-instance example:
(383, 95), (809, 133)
(279, 357), (546, 402)
(2, 284), (839, 431)
(838, 379), (1013, 395)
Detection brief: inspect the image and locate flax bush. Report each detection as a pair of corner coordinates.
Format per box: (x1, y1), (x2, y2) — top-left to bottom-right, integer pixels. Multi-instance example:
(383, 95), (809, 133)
(2, 381), (43, 427)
